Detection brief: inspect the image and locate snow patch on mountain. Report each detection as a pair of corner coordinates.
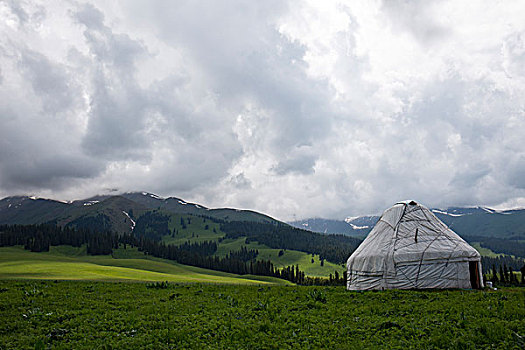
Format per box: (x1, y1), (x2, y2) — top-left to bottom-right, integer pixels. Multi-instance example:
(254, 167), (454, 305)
(345, 216), (373, 229)
(349, 223), (369, 230)
(83, 201), (99, 206)
(122, 211), (136, 231)
(432, 209), (465, 217)
(344, 217), (359, 224)
(139, 192), (164, 200)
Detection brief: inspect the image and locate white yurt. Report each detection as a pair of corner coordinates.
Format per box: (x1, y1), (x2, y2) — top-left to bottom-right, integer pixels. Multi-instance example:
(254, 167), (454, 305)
(346, 201), (483, 290)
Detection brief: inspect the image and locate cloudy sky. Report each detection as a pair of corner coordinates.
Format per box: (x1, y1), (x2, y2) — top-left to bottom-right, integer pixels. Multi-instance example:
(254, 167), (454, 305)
(1, 0), (525, 220)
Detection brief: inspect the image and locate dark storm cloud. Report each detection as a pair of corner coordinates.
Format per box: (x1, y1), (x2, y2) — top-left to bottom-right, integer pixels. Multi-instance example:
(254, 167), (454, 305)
(0, 25), (105, 192)
(272, 146), (317, 175)
(18, 49), (76, 113)
(0, 103), (104, 191)
(73, 3), (151, 160)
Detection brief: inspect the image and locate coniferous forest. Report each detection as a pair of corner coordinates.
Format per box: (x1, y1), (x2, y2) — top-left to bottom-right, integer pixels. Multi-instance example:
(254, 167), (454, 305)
(220, 221), (361, 264)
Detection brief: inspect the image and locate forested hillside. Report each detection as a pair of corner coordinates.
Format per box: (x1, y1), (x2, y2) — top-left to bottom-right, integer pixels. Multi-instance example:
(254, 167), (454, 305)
(0, 193), (361, 274)
(0, 224), (347, 285)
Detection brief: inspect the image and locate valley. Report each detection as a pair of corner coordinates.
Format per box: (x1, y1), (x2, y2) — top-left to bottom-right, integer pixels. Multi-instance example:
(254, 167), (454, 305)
(1, 192), (524, 284)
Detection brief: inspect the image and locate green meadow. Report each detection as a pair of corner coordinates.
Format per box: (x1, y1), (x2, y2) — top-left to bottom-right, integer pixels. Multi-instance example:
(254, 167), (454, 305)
(1, 245), (524, 349)
(0, 280), (524, 349)
(0, 246), (290, 285)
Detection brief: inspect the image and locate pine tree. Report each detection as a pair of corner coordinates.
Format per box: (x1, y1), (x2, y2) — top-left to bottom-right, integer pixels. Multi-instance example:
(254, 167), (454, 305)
(491, 265), (498, 283)
(509, 267), (517, 285)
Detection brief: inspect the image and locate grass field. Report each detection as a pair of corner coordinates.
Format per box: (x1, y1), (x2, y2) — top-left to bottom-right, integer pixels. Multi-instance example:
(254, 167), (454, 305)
(0, 280), (523, 349)
(0, 247), (290, 285)
(472, 243), (506, 258)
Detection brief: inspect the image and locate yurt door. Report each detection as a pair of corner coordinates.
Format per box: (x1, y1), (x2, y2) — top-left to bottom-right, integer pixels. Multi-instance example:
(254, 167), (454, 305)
(469, 261), (481, 289)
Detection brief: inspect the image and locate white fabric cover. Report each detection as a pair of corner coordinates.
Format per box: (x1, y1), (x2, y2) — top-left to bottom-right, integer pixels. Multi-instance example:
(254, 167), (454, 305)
(346, 201), (483, 290)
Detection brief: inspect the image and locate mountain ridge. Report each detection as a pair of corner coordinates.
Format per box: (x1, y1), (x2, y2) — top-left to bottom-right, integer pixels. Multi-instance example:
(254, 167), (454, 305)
(0, 192), (280, 232)
(288, 206), (525, 239)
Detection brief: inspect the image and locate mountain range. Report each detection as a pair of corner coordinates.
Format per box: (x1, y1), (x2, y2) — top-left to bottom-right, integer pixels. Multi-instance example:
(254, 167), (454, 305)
(288, 206), (525, 239)
(2, 193), (525, 269)
(0, 192), (278, 233)
(2, 193), (524, 241)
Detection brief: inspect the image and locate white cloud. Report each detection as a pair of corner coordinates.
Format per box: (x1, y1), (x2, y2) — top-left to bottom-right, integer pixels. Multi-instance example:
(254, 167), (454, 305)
(0, 0), (524, 220)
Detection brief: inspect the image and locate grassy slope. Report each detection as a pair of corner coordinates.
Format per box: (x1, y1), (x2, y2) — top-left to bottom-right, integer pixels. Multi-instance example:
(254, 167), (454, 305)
(164, 214), (224, 244)
(162, 214), (346, 277)
(0, 246), (290, 285)
(216, 238), (345, 277)
(472, 242), (505, 258)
